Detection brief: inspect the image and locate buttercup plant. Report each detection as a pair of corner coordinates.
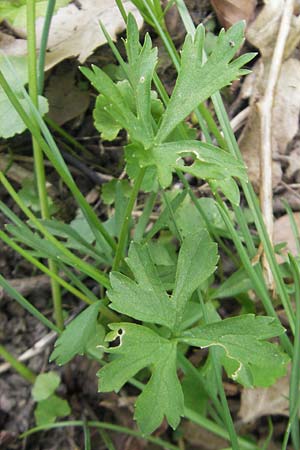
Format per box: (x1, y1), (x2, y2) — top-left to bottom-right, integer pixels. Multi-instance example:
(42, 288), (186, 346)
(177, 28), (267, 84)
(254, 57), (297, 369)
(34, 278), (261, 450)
(0, 2), (297, 449)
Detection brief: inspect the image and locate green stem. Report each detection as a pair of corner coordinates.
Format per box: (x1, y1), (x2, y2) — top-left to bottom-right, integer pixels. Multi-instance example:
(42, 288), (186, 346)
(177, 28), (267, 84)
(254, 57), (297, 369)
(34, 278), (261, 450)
(27, 0), (63, 330)
(0, 230), (91, 305)
(38, 0), (56, 94)
(0, 172), (110, 289)
(115, 0), (128, 23)
(177, 170), (240, 267)
(0, 345), (36, 383)
(185, 407), (258, 450)
(0, 69), (116, 253)
(161, 190), (183, 242)
(213, 95), (295, 334)
(161, 179), (238, 449)
(45, 116), (93, 158)
(215, 196), (293, 356)
(0, 275), (60, 333)
(177, 352), (223, 418)
(198, 291), (240, 450)
(288, 255), (300, 449)
(134, 191), (158, 242)
(20, 421), (180, 450)
(112, 168), (146, 271)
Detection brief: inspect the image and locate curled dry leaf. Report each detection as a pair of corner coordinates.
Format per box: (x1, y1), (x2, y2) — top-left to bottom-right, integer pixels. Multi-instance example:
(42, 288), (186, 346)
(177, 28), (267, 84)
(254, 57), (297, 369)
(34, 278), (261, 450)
(2, 0), (143, 70)
(210, 0), (257, 28)
(239, 368), (290, 423)
(239, 58), (300, 190)
(246, 0), (300, 59)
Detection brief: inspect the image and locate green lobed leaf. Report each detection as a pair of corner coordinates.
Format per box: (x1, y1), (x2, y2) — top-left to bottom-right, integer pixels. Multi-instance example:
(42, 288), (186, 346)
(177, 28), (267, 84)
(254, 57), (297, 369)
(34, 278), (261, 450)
(125, 140), (247, 188)
(50, 302), (101, 365)
(82, 15), (157, 149)
(180, 314), (289, 387)
(98, 323), (184, 434)
(34, 394), (71, 426)
(155, 22), (255, 143)
(108, 242), (175, 328)
(172, 230), (218, 328)
(101, 179), (132, 205)
(32, 372), (60, 401)
(108, 230), (217, 330)
(0, 56), (48, 138)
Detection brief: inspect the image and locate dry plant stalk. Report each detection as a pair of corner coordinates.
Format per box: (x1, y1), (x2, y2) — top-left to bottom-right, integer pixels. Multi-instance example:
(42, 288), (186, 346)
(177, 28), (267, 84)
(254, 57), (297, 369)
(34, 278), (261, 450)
(258, 0), (295, 288)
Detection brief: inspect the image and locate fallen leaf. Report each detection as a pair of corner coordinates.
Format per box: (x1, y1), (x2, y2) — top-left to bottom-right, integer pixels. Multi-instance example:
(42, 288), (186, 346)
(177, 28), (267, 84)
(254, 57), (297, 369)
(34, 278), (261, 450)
(0, 0), (70, 28)
(239, 369), (290, 423)
(272, 59), (300, 155)
(2, 0), (143, 70)
(45, 64), (90, 125)
(247, 0), (300, 59)
(239, 58), (300, 189)
(211, 0), (257, 28)
(274, 213), (300, 257)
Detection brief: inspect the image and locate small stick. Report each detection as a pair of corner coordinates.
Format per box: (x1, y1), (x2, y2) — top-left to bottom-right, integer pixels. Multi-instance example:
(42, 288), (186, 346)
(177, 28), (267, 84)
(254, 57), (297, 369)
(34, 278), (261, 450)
(258, 0), (294, 288)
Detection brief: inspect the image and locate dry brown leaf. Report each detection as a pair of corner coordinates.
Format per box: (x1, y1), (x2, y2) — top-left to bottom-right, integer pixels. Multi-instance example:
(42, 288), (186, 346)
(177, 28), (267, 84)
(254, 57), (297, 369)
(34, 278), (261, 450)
(239, 58), (300, 189)
(247, 0), (300, 59)
(239, 369), (290, 423)
(272, 59), (300, 155)
(45, 66), (90, 125)
(211, 0), (257, 28)
(3, 0), (143, 70)
(274, 213), (300, 257)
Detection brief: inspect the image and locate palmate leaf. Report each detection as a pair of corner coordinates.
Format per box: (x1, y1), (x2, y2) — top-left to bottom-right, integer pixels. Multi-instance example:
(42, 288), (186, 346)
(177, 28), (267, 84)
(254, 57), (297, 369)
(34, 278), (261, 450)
(98, 323), (184, 435)
(155, 22), (256, 144)
(180, 315), (289, 387)
(108, 230), (218, 330)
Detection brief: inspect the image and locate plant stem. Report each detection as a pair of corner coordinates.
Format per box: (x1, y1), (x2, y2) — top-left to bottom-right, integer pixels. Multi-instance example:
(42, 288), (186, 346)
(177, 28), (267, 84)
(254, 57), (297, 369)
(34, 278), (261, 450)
(177, 171), (240, 267)
(215, 196), (293, 356)
(27, 0), (64, 330)
(0, 345), (36, 383)
(45, 116), (93, 158)
(0, 230), (91, 305)
(185, 408), (258, 450)
(213, 95), (295, 334)
(173, 0), (295, 338)
(112, 168), (146, 271)
(134, 191), (158, 242)
(198, 291), (240, 450)
(20, 420), (181, 450)
(0, 275), (60, 333)
(0, 68), (116, 253)
(0, 172), (110, 289)
(38, 0), (56, 94)
(288, 255), (300, 449)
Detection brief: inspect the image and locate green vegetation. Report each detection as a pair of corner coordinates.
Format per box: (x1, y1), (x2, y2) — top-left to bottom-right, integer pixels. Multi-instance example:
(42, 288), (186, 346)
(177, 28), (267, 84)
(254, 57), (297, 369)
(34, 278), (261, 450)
(0, 1), (299, 449)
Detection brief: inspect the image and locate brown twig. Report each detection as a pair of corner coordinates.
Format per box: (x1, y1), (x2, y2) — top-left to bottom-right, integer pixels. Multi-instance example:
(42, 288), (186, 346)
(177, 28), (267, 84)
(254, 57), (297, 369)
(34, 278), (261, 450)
(257, 0), (294, 288)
